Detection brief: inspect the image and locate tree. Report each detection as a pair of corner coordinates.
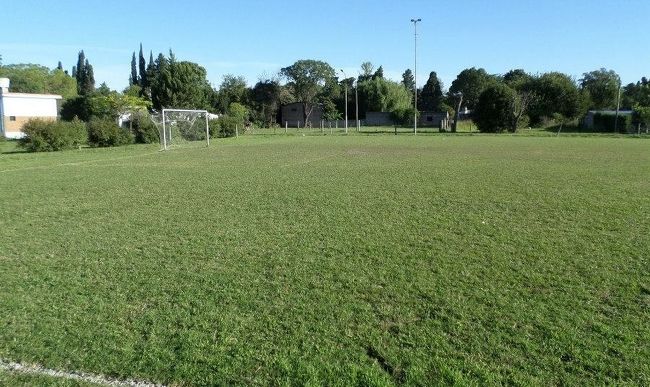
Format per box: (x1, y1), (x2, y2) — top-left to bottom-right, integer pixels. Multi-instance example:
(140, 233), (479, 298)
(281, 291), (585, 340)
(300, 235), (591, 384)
(503, 69), (533, 91)
(527, 72), (581, 125)
(216, 74), (248, 113)
(622, 77), (650, 109)
(402, 69), (415, 91)
(84, 59), (95, 95)
(130, 52), (138, 86)
(75, 51), (95, 95)
(358, 77), (411, 114)
(89, 93), (152, 121)
(149, 51), (213, 110)
(57, 61), (63, 71)
(633, 104), (650, 131)
(251, 78), (281, 126)
(95, 82), (112, 96)
(373, 66), (384, 80)
(358, 62), (374, 82)
(449, 67), (497, 110)
(75, 50), (86, 94)
(580, 68), (621, 110)
(474, 83), (528, 133)
(0, 64), (76, 98)
(419, 71), (444, 111)
(138, 43), (147, 88)
(280, 59), (336, 124)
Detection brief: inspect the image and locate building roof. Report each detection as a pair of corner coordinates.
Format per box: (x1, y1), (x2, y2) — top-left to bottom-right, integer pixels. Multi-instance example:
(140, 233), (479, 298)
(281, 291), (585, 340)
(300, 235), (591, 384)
(0, 92), (63, 100)
(587, 110), (633, 115)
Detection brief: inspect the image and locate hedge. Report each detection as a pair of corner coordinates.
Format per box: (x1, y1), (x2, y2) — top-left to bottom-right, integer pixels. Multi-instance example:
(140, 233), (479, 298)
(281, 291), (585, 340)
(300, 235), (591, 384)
(19, 118), (87, 152)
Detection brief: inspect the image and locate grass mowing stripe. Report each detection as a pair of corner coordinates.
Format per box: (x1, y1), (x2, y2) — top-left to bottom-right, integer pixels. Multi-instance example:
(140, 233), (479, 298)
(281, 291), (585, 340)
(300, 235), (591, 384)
(0, 359), (164, 387)
(0, 150), (162, 174)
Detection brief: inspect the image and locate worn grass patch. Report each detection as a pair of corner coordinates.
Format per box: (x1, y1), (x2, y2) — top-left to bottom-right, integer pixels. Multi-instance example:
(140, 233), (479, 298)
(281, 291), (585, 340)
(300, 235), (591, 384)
(1, 135), (649, 385)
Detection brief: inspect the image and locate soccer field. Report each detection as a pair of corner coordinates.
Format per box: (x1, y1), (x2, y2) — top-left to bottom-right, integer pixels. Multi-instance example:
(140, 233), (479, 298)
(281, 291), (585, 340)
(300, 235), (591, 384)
(1, 135), (649, 385)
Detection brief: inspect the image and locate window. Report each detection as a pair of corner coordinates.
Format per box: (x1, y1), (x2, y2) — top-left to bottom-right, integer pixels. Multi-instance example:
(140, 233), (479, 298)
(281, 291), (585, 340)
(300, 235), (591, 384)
(426, 116), (433, 122)
(9, 116), (16, 121)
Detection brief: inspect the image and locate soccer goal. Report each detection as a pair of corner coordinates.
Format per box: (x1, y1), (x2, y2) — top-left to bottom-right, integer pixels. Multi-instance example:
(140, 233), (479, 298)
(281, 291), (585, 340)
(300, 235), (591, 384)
(150, 109), (210, 150)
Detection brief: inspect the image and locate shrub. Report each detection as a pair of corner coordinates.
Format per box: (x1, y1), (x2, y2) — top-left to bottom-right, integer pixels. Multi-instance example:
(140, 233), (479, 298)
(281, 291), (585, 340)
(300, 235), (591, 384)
(209, 116), (240, 138)
(87, 117), (133, 147)
(131, 112), (159, 144)
(19, 118), (87, 152)
(474, 83), (517, 133)
(592, 113), (633, 133)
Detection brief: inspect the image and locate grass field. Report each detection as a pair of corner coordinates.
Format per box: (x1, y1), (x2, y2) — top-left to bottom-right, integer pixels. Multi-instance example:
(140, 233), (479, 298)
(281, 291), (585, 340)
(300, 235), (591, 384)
(1, 134), (649, 385)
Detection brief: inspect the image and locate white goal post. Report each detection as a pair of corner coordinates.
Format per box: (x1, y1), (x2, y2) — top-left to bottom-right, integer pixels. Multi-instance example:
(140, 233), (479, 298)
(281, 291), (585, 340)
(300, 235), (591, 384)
(152, 109), (210, 151)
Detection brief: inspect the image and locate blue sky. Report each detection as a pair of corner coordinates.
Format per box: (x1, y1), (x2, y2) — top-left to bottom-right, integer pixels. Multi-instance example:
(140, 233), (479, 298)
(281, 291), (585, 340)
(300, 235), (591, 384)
(2, 0), (648, 91)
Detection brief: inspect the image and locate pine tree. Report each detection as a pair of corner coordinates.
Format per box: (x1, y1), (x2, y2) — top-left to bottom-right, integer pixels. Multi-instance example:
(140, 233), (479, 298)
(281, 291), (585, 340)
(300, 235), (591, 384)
(71, 66), (77, 78)
(402, 69), (415, 90)
(130, 52), (138, 86)
(57, 61), (63, 71)
(138, 43), (147, 88)
(419, 71), (444, 111)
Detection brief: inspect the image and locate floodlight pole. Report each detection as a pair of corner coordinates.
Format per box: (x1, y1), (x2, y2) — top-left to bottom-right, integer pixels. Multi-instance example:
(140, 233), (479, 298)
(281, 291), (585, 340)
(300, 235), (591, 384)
(411, 18), (421, 135)
(340, 69), (348, 134)
(614, 82), (621, 133)
(355, 79), (360, 131)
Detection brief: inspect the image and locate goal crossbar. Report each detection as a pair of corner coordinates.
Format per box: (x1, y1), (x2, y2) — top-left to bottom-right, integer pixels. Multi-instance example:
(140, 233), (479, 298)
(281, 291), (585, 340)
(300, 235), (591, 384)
(160, 108), (210, 150)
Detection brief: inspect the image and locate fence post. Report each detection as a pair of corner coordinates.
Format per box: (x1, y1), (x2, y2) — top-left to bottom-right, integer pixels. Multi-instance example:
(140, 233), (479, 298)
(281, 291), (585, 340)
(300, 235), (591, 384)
(285, 121), (288, 134)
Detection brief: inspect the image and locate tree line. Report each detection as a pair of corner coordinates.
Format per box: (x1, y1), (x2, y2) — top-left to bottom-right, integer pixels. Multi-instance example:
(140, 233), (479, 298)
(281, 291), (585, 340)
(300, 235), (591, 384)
(1, 46), (649, 134)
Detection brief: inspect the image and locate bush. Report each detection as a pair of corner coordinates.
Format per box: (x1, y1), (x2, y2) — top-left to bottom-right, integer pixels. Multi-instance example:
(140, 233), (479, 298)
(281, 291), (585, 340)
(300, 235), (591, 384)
(87, 117), (133, 147)
(592, 113), (633, 133)
(209, 116), (240, 138)
(131, 112), (159, 144)
(474, 83), (517, 133)
(19, 118), (87, 152)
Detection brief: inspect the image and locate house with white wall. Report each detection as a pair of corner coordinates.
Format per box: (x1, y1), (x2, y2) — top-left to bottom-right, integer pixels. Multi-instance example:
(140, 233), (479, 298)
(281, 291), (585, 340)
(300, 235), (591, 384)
(0, 78), (62, 139)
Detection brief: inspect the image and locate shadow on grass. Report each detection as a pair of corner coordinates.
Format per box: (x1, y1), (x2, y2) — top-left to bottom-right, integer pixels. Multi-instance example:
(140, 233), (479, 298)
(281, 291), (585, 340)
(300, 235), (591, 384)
(543, 125), (650, 138)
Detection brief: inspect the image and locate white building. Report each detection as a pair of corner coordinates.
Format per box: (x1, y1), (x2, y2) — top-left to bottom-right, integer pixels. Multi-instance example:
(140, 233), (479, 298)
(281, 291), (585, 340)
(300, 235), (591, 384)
(0, 78), (62, 139)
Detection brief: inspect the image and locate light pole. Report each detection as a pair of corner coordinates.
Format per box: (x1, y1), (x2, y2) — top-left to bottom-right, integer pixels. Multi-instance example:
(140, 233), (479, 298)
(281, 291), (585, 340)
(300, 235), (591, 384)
(355, 79), (359, 131)
(411, 18), (421, 135)
(614, 80), (621, 133)
(340, 69), (348, 134)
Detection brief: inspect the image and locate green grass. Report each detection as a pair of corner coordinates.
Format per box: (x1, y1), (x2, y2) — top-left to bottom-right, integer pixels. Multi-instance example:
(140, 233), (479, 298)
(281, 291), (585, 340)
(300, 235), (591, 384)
(1, 135), (649, 385)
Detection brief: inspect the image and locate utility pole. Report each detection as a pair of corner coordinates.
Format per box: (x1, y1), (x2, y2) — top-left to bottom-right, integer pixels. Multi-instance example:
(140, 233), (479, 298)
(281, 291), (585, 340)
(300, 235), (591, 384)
(340, 69), (348, 134)
(411, 18), (421, 135)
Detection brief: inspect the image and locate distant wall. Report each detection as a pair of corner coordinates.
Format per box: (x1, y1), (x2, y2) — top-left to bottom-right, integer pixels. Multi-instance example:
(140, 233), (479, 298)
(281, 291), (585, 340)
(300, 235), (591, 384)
(365, 112), (393, 126)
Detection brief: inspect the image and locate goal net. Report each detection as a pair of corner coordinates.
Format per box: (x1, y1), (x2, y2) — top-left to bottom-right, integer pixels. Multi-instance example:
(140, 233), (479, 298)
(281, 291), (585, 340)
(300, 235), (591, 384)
(150, 109), (210, 150)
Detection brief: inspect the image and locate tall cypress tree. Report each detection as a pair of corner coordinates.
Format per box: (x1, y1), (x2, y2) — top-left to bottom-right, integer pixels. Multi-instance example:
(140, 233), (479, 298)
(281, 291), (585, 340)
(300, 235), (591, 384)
(57, 61), (63, 71)
(130, 52), (138, 86)
(138, 43), (147, 88)
(83, 59), (95, 95)
(75, 50), (86, 94)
